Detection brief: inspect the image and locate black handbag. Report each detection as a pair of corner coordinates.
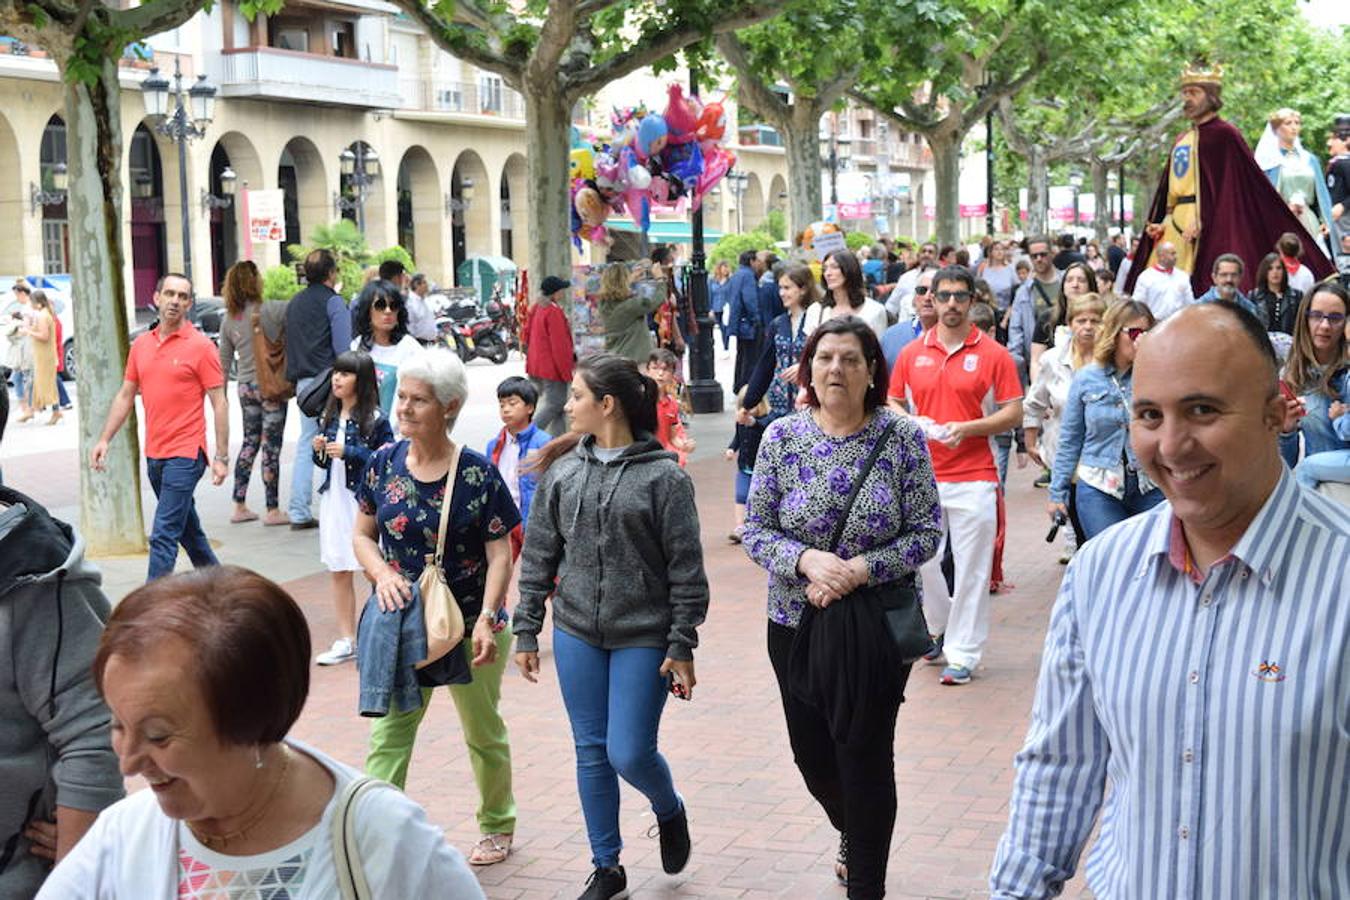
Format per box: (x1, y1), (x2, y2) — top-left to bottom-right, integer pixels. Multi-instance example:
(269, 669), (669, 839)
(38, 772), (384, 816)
(297, 366), (333, 418)
(826, 417), (933, 664)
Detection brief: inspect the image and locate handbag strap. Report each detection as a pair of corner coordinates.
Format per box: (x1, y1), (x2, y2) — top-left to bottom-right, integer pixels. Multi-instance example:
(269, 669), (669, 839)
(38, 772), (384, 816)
(828, 417), (901, 553)
(332, 776), (384, 900)
(432, 444), (463, 569)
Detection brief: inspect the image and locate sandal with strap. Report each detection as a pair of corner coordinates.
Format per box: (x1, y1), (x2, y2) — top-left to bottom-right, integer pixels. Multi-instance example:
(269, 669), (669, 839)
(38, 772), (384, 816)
(835, 834), (848, 885)
(468, 832), (513, 866)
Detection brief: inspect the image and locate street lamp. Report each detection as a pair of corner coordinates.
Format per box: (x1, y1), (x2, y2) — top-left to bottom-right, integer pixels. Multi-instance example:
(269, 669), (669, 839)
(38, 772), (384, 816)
(334, 143), (380, 232)
(142, 58), (217, 291)
(819, 116), (851, 209)
(685, 66), (723, 414)
(725, 172), (748, 234)
(29, 162), (68, 215)
(200, 165), (236, 213)
(445, 177), (475, 216)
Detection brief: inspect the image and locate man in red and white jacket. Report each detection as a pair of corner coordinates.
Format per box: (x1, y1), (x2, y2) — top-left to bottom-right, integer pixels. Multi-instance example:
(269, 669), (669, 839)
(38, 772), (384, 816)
(524, 275), (575, 437)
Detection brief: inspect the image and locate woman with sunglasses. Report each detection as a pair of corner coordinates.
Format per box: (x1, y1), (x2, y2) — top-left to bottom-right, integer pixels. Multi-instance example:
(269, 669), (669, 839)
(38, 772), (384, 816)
(1049, 300), (1162, 540)
(352, 279), (423, 416)
(1280, 282), (1349, 469)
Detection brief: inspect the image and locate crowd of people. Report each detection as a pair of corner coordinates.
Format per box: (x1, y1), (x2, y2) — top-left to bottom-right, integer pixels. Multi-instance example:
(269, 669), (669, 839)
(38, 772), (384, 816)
(3, 108), (1349, 898)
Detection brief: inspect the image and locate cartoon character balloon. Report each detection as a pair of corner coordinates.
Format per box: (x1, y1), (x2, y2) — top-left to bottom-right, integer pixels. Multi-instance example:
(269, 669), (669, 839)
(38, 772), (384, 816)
(695, 98), (728, 143)
(569, 147), (595, 182)
(637, 114), (669, 161)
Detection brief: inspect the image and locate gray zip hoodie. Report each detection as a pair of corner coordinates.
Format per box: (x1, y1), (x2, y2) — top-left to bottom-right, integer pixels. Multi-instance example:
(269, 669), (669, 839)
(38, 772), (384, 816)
(513, 434), (709, 661)
(0, 488), (123, 896)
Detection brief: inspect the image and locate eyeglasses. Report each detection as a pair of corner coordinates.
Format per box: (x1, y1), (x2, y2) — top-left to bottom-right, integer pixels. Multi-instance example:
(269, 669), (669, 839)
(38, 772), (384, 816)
(1029, 251), (1050, 259)
(913, 285), (930, 295)
(373, 298), (403, 312)
(934, 290), (972, 304)
(1306, 310), (1347, 326)
(1125, 326), (1151, 341)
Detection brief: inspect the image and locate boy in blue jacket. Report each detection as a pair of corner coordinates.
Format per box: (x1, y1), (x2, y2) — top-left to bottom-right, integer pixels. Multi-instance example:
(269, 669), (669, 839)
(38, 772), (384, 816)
(487, 376), (553, 558)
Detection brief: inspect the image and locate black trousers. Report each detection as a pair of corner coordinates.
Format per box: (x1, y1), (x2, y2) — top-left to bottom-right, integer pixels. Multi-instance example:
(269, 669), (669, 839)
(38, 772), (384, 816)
(768, 620), (905, 900)
(732, 336), (761, 393)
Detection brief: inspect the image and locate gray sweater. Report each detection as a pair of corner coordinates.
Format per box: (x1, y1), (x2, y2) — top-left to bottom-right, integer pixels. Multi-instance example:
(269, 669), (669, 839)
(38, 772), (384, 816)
(0, 488), (123, 896)
(513, 434), (709, 661)
(218, 299), (288, 386)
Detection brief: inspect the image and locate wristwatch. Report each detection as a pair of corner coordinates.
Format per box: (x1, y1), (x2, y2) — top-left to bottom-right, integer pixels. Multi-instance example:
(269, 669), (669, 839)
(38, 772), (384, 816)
(213, 453), (229, 463)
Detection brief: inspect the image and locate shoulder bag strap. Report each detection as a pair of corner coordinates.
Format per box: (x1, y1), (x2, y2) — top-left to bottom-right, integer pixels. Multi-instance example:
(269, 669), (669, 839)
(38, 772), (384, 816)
(332, 776), (385, 900)
(432, 444), (463, 570)
(827, 417), (901, 553)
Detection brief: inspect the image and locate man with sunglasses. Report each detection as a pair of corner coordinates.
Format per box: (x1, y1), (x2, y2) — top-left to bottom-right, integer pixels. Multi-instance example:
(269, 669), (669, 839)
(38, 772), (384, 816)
(1007, 236), (1061, 386)
(284, 249), (351, 529)
(881, 267), (936, 370)
(888, 265), (1023, 686)
(887, 241), (939, 321)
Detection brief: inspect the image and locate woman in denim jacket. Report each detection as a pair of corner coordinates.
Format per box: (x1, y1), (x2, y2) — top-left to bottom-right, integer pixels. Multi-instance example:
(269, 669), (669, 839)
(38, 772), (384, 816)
(1050, 300), (1162, 539)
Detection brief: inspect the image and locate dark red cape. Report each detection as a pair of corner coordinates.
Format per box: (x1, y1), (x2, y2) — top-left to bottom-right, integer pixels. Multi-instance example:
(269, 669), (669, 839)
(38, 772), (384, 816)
(1125, 117), (1333, 296)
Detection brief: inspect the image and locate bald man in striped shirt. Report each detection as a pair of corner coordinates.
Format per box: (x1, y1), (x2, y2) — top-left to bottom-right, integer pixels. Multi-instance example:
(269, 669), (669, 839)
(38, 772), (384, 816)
(991, 302), (1350, 899)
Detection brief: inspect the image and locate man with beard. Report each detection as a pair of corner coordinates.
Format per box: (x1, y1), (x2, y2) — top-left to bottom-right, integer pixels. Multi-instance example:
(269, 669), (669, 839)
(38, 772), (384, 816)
(888, 265), (1022, 686)
(1125, 62), (1333, 297)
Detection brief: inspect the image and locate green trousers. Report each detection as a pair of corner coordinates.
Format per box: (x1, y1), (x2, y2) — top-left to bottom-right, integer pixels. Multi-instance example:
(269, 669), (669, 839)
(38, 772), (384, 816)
(365, 628), (516, 834)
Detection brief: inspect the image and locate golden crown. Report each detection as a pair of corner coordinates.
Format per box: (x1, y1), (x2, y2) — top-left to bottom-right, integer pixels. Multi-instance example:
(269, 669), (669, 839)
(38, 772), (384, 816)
(1180, 62), (1223, 87)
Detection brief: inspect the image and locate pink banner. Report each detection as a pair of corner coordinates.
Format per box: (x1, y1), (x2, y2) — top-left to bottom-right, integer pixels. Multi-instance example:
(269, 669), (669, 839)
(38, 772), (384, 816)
(959, 203), (987, 217)
(836, 201), (872, 219)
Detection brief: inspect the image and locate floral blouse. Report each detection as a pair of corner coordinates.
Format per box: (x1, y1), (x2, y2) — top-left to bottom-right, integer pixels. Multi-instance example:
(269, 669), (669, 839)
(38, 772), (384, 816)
(742, 408), (943, 629)
(356, 440), (520, 618)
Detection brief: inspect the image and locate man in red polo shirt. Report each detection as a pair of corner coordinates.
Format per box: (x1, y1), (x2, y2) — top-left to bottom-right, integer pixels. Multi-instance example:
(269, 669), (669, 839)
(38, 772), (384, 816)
(90, 273), (229, 581)
(888, 265), (1022, 686)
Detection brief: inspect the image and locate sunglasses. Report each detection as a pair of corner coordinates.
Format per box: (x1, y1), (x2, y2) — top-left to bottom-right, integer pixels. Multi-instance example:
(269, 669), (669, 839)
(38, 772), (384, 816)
(373, 298), (403, 312)
(1029, 251), (1050, 259)
(935, 290), (972, 304)
(1306, 310), (1347, 327)
(914, 285), (930, 295)
(1125, 326), (1151, 341)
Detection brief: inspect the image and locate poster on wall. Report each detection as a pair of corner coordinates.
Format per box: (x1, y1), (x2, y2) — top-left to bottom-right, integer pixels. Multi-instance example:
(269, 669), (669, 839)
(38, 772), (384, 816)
(247, 190), (286, 242)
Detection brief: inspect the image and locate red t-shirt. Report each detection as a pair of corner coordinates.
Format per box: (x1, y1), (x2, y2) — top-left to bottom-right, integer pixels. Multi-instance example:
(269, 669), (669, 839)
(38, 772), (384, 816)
(125, 322), (224, 460)
(654, 393), (688, 468)
(888, 324), (1021, 483)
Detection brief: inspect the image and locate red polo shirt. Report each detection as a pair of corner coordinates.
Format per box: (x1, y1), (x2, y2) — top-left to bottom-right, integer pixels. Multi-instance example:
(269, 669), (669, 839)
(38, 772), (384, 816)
(888, 324), (1021, 483)
(125, 321), (224, 460)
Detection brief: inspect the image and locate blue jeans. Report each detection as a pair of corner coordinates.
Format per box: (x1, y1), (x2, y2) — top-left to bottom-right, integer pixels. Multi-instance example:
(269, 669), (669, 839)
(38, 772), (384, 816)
(289, 376), (320, 523)
(1295, 450), (1350, 489)
(1075, 470), (1164, 541)
(552, 627), (682, 868)
(146, 453), (218, 581)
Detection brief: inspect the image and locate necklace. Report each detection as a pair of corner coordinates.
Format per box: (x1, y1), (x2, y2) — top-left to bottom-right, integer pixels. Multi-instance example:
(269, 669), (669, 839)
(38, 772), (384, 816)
(187, 747), (292, 850)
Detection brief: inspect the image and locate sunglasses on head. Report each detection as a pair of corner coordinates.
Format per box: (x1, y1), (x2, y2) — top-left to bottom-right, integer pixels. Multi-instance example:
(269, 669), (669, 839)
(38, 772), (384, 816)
(373, 298), (403, 312)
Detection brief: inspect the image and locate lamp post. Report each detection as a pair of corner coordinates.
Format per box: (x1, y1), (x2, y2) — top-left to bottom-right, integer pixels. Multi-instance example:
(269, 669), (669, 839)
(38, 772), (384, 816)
(335, 143), (380, 233)
(1117, 163), (1127, 233)
(200, 165), (237, 213)
(445, 176), (475, 216)
(685, 66), (722, 414)
(725, 171), (748, 234)
(29, 162), (68, 215)
(1069, 170), (1084, 235)
(141, 57), (217, 292)
(819, 117), (852, 213)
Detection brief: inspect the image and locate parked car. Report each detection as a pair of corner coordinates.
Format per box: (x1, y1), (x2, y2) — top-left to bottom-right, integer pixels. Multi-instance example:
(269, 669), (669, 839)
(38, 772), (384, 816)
(3, 275), (75, 380)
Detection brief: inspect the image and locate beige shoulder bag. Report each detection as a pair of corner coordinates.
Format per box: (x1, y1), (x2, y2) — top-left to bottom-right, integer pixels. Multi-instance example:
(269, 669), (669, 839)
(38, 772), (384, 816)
(414, 444), (465, 669)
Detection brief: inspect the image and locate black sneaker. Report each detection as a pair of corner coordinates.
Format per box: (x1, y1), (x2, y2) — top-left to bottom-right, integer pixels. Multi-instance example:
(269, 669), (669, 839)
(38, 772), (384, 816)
(1033, 468), (1051, 488)
(579, 865), (628, 900)
(655, 803), (691, 874)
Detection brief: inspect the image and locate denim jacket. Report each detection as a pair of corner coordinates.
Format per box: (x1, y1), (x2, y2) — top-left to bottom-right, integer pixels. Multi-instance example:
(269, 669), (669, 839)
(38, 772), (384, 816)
(314, 412), (393, 495)
(1050, 363), (1138, 505)
(356, 583), (470, 717)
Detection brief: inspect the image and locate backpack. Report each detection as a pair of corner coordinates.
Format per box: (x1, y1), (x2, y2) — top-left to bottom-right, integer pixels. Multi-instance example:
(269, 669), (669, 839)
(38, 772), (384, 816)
(252, 307), (295, 402)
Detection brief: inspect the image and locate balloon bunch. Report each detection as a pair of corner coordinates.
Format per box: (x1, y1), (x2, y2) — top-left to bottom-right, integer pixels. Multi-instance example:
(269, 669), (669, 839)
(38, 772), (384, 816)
(570, 83), (736, 248)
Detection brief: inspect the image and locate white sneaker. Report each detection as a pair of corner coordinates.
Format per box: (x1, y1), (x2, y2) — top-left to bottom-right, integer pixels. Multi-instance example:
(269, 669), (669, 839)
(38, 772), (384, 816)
(316, 637), (355, 666)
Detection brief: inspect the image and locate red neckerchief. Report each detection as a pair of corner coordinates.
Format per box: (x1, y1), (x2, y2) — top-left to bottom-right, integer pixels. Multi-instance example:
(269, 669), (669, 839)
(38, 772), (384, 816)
(1281, 255), (1302, 276)
(491, 427), (509, 465)
(1152, 264), (1172, 275)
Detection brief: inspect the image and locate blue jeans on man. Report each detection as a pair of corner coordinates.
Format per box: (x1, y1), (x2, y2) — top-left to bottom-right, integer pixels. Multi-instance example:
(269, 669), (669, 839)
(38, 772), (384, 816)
(289, 375), (320, 523)
(146, 452), (218, 581)
(552, 627), (683, 868)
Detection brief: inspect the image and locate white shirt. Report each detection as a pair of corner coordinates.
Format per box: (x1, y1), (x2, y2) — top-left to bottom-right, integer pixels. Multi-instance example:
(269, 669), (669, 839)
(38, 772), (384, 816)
(1132, 265), (1194, 320)
(497, 429), (522, 508)
(887, 268), (922, 320)
(37, 740), (486, 900)
(404, 290), (438, 342)
(826, 299), (889, 340)
(1286, 261), (1314, 296)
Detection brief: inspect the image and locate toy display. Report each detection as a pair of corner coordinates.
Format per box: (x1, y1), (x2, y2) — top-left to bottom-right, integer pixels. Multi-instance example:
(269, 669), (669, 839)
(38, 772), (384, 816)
(570, 83), (737, 248)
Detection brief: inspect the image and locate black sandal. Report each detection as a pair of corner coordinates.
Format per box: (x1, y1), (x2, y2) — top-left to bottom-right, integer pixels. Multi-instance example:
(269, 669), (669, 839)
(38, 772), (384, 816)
(834, 834), (848, 886)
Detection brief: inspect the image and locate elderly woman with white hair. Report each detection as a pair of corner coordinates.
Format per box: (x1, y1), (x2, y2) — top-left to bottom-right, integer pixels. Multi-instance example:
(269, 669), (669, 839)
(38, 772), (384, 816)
(352, 349), (522, 867)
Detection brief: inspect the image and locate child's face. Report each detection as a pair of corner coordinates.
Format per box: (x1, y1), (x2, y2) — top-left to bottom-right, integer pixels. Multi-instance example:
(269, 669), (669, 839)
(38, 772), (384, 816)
(331, 370), (357, 401)
(647, 361), (675, 387)
(498, 395), (534, 432)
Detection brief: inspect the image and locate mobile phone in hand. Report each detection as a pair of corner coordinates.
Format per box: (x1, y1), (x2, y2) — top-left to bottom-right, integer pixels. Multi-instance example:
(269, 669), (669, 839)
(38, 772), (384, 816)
(667, 673), (689, 701)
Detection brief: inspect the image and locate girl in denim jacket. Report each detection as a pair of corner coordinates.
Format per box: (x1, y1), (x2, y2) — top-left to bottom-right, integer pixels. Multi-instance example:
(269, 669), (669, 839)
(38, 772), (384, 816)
(313, 351), (393, 665)
(1050, 300), (1163, 539)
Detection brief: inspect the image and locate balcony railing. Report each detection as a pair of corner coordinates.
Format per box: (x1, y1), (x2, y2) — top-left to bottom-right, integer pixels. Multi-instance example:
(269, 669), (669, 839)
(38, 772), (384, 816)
(737, 124), (783, 148)
(398, 78), (526, 119)
(215, 47), (400, 108)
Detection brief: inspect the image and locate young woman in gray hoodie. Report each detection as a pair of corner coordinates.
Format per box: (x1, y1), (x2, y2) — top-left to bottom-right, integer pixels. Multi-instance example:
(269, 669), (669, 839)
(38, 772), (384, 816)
(513, 353), (709, 900)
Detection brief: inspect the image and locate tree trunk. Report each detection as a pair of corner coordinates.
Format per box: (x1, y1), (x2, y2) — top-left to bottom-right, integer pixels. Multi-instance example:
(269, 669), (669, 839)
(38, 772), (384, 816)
(524, 85), (573, 283)
(1026, 144), (1048, 237)
(1090, 160), (1110, 242)
(784, 103), (823, 240)
(928, 129), (961, 247)
(65, 62), (147, 555)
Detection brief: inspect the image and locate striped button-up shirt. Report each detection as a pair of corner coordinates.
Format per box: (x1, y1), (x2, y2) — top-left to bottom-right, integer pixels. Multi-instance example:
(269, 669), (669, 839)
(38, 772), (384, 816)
(990, 470), (1350, 898)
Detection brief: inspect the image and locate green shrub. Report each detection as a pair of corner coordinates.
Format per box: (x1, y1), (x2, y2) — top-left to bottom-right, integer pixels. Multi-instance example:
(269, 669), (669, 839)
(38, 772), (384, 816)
(709, 230), (776, 267)
(262, 265), (300, 301)
(844, 230), (874, 251)
(372, 245), (415, 272)
(765, 208), (787, 242)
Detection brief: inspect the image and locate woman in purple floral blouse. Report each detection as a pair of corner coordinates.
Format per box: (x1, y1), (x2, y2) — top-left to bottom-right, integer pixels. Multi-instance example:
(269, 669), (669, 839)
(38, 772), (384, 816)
(742, 316), (942, 899)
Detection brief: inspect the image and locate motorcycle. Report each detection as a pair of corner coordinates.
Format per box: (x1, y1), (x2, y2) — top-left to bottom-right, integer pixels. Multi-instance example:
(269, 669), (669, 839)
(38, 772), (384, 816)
(450, 315), (509, 365)
(484, 295), (520, 356)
